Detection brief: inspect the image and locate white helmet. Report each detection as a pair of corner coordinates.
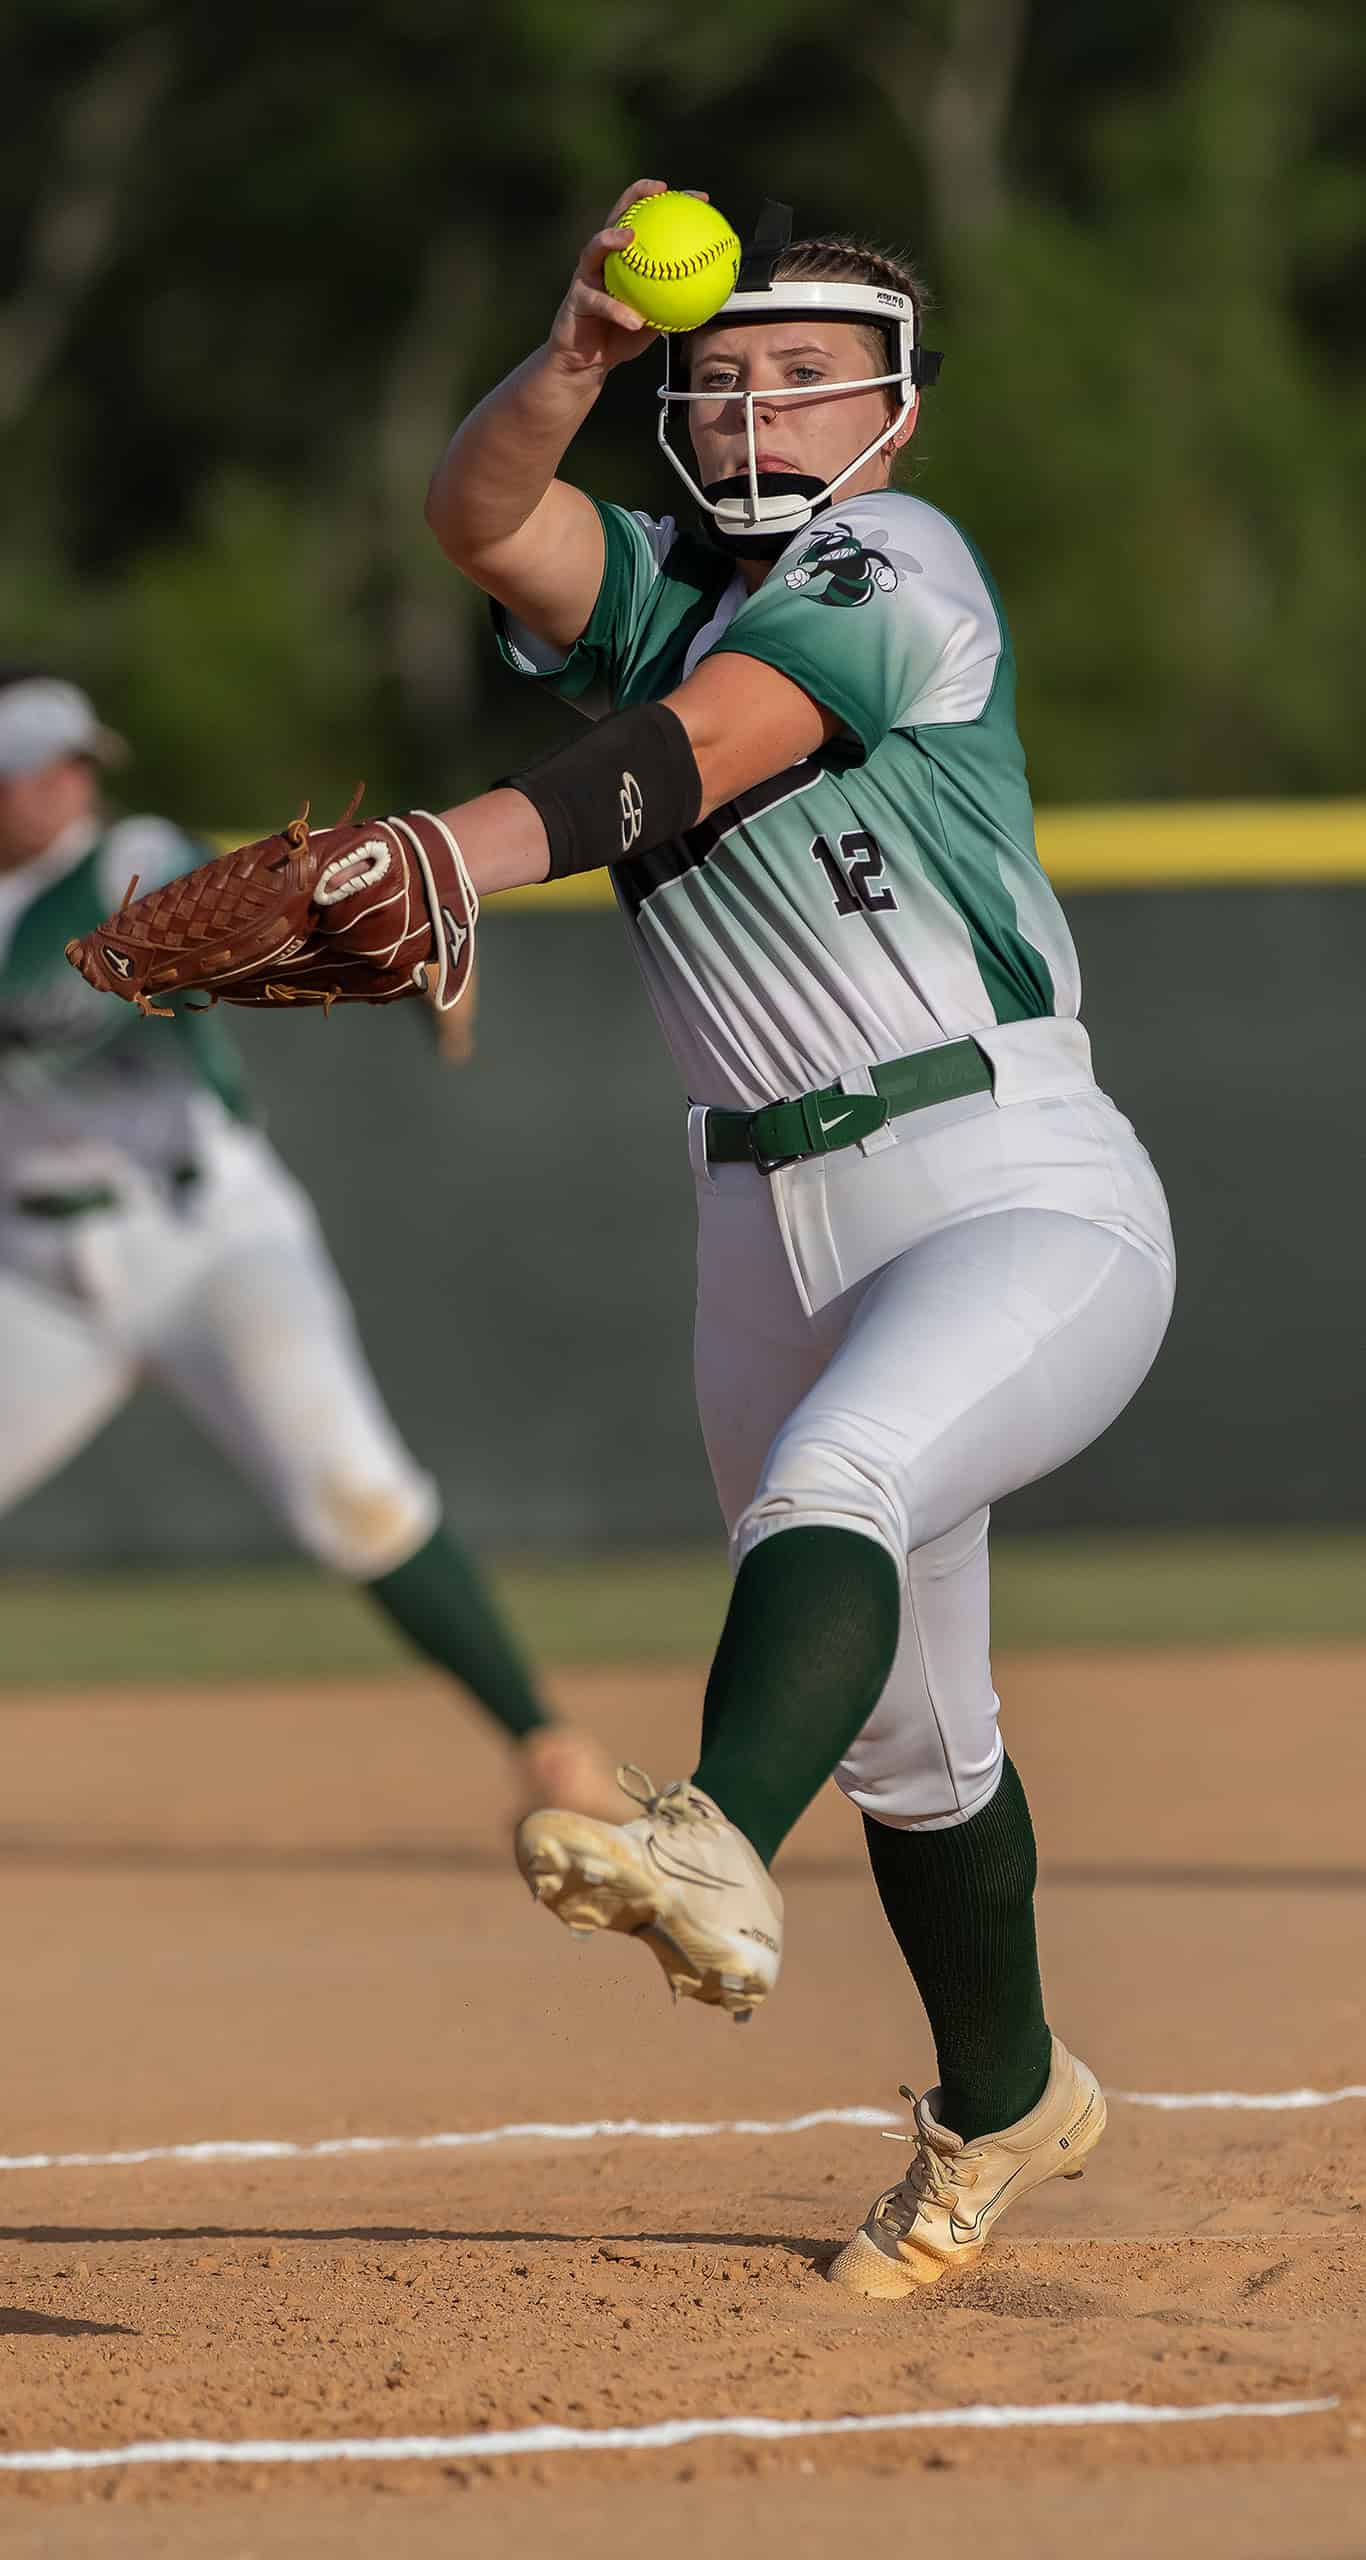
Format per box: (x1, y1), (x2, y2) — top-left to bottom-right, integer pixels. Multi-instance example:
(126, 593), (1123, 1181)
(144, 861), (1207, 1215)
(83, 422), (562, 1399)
(656, 201), (942, 556)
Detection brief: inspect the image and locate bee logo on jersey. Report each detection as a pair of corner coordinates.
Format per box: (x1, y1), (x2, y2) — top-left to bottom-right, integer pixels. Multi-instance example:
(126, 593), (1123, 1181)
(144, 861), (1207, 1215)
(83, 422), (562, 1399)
(783, 522), (916, 609)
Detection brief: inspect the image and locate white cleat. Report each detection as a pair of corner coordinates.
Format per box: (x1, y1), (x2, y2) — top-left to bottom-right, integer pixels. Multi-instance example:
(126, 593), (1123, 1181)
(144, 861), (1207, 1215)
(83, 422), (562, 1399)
(827, 2034), (1106, 2298)
(515, 1766), (783, 2019)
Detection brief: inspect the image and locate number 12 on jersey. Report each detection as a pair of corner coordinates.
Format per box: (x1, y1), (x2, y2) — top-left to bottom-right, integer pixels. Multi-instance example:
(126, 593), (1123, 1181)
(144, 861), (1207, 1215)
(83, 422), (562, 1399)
(810, 830), (899, 917)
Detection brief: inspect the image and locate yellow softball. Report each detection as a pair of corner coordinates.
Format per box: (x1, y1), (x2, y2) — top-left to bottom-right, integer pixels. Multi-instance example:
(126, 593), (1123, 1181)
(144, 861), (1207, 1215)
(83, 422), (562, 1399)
(604, 192), (741, 334)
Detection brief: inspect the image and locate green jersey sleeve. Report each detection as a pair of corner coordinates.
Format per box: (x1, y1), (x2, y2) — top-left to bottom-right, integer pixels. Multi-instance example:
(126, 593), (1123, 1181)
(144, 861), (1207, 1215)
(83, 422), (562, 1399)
(492, 503), (732, 714)
(707, 493), (1006, 756)
(492, 502), (674, 705)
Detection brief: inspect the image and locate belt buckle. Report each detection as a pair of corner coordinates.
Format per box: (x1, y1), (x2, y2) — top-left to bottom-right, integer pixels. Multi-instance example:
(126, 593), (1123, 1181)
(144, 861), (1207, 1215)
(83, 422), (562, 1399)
(749, 1129), (800, 1177)
(748, 1084), (892, 1175)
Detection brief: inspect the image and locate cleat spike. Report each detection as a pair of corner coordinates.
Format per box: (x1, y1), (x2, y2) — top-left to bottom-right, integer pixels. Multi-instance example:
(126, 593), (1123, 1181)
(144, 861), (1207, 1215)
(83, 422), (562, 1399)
(719, 1973), (758, 2022)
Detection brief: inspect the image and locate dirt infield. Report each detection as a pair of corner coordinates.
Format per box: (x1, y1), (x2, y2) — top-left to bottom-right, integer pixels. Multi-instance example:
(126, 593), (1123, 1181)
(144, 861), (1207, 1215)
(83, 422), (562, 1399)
(1, 1647), (1363, 2552)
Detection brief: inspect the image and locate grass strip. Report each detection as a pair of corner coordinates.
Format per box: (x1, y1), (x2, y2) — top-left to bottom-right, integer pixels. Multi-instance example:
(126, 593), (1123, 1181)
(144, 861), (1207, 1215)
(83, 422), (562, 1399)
(1, 1532), (1365, 1687)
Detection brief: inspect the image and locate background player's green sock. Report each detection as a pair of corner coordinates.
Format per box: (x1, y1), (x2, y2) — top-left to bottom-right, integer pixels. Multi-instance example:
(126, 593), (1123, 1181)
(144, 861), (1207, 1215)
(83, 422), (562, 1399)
(692, 1525), (901, 1867)
(366, 1521), (547, 1741)
(862, 1754), (1052, 2141)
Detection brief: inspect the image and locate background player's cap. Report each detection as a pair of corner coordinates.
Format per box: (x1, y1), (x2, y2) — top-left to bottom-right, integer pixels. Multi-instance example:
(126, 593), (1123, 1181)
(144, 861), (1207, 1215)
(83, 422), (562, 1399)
(0, 676), (129, 778)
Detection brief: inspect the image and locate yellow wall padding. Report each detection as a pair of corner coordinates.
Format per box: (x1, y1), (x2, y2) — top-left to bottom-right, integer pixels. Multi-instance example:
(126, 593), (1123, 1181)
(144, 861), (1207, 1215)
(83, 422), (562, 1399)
(215, 799), (1366, 905)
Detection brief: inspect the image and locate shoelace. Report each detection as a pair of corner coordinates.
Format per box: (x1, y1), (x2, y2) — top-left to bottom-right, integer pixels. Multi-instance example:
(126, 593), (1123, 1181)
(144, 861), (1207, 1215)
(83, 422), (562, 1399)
(871, 2086), (978, 2238)
(616, 1764), (714, 1826)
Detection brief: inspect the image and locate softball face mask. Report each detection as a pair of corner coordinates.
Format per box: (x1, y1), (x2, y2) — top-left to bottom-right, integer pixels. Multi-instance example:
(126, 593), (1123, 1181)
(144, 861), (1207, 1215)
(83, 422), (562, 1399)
(656, 203), (943, 559)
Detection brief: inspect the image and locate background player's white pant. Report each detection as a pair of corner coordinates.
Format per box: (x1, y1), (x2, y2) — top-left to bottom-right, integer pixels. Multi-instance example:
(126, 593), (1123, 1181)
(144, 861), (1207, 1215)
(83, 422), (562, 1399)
(0, 1114), (438, 1577)
(693, 1071), (1175, 1830)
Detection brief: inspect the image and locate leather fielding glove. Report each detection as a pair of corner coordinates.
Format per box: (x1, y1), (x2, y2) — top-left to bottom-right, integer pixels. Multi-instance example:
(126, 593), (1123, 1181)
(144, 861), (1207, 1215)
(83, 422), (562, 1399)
(65, 793), (477, 1016)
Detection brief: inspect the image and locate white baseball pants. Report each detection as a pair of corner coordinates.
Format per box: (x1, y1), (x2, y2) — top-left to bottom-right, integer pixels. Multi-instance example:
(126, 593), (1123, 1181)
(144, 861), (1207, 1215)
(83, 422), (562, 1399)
(0, 1117), (438, 1577)
(692, 1060), (1175, 1829)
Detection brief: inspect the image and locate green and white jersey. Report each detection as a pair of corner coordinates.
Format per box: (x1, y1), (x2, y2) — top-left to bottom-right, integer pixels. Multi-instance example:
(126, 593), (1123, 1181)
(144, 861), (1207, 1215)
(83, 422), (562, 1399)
(497, 491), (1082, 1110)
(0, 816), (246, 1177)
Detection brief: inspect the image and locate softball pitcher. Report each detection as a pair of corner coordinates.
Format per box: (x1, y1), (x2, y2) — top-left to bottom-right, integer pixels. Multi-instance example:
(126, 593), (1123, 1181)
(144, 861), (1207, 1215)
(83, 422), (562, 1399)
(0, 667), (618, 1821)
(68, 183), (1177, 2298)
(423, 183), (1175, 2296)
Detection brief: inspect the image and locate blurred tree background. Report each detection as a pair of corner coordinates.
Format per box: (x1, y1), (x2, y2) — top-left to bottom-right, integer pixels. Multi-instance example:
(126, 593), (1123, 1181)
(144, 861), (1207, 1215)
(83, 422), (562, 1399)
(3, 0), (1364, 827)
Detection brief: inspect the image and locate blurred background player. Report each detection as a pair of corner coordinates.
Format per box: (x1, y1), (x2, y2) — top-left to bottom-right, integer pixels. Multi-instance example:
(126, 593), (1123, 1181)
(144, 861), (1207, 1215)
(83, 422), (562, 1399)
(0, 664), (618, 1820)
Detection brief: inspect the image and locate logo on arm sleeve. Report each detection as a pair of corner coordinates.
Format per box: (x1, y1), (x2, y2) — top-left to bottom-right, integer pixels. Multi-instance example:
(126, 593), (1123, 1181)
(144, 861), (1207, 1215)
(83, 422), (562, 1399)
(783, 521), (920, 608)
(619, 772), (644, 850)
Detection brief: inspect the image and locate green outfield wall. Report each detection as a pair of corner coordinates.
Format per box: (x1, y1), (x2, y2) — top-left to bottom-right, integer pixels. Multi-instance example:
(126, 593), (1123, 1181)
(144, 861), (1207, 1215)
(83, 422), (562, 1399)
(3, 826), (1364, 1563)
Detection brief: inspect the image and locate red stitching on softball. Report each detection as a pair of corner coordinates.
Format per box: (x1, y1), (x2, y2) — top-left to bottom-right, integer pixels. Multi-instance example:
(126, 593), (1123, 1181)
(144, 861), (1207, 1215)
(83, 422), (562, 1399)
(637, 253), (720, 279)
(621, 240), (733, 284)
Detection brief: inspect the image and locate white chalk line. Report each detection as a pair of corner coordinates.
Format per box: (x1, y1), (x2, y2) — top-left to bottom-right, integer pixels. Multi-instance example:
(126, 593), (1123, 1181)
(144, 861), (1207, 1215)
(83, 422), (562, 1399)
(0, 2396), (1337, 2475)
(1113, 2085), (1366, 2112)
(0, 2108), (894, 2174)
(1, 2087), (1363, 2175)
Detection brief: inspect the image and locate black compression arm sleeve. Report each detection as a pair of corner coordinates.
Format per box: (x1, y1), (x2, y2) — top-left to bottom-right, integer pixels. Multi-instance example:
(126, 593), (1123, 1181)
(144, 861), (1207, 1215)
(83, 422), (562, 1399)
(506, 700), (703, 880)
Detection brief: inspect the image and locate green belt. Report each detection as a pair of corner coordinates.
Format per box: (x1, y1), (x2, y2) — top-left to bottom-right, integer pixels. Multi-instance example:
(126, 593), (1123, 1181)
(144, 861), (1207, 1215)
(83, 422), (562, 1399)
(704, 1039), (994, 1175)
(16, 1162), (202, 1219)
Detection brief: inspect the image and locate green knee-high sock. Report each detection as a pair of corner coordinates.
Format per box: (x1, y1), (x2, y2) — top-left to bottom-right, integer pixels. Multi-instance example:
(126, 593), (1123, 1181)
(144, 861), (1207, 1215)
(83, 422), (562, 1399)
(692, 1525), (901, 1868)
(862, 1755), (1052, 2142)
(366, 1522), (547, 1742)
